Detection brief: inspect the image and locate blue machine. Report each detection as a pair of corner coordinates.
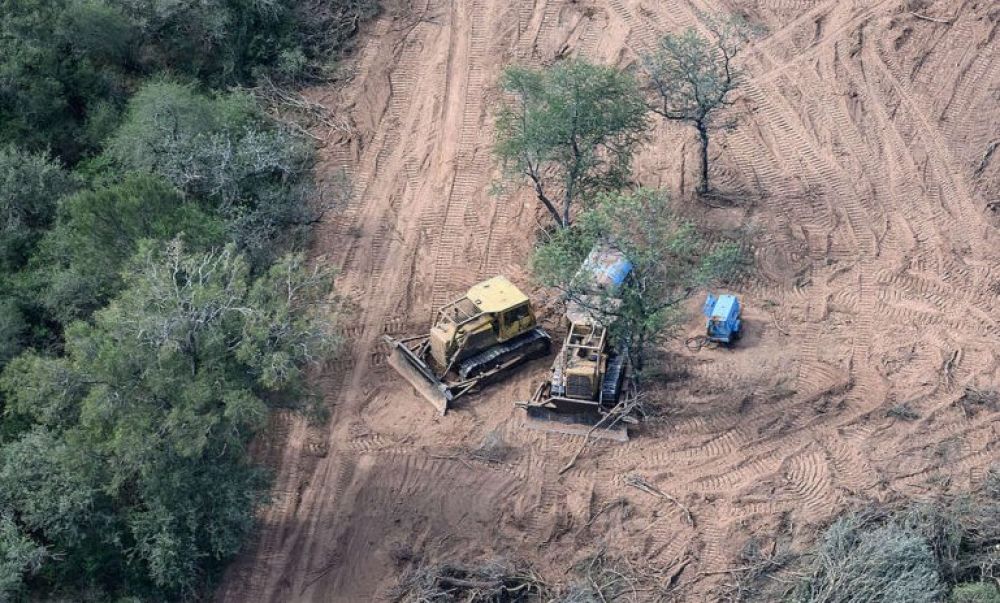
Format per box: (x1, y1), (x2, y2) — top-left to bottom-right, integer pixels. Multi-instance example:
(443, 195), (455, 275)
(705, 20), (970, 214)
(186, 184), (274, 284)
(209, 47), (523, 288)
(577, 245), (633, 295)
(703, 294), (742, 344)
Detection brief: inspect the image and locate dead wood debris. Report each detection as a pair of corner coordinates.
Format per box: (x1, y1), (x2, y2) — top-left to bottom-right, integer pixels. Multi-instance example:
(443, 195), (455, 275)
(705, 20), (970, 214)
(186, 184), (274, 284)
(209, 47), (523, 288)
(624, 474), (695, 528)
(249, 77), (355, 143)
(390, 559), (546, 602)
(559, 392), (643, 475)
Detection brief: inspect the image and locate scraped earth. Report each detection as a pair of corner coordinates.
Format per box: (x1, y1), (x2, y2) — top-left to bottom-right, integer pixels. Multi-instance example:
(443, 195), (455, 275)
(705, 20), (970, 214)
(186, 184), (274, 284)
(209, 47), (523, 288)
(218, 0), (1000, 600)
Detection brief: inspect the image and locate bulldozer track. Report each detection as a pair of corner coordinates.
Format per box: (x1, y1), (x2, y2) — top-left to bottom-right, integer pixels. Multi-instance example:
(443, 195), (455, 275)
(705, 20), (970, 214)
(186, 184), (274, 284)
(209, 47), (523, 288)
(428, 0), (489, 316)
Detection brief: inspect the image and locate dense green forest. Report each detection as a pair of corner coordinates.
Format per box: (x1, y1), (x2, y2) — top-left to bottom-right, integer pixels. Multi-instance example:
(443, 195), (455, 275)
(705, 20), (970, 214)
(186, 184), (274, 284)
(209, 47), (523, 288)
(0, 0), (376, 598)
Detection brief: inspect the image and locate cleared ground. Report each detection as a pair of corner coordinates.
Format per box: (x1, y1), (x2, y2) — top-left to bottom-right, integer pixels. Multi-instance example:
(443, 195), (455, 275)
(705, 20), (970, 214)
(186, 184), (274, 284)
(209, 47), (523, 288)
(217, 0), (1000, 600)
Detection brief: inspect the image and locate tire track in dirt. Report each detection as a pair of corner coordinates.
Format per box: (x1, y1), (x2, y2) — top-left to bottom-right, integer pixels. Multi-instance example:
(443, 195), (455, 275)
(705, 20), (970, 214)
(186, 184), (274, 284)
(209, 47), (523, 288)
(428, 3), (488, 313)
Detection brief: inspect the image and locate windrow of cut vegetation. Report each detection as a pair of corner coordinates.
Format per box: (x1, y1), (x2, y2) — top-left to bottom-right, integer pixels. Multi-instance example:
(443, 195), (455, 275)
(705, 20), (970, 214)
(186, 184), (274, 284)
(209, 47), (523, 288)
(0, 0), (377, 599)
(722, 467), (1000, 603)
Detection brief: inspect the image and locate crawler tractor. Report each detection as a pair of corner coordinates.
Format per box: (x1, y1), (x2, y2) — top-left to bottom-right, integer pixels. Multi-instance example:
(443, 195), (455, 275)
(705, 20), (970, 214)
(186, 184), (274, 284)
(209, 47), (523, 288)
(384, 276), (550, 414)
(519, 246), (636, 441)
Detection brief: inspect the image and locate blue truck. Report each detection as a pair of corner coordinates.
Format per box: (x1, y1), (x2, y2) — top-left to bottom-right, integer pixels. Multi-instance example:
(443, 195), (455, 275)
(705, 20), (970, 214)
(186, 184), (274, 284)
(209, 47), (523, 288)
(703, 293), (742, 344)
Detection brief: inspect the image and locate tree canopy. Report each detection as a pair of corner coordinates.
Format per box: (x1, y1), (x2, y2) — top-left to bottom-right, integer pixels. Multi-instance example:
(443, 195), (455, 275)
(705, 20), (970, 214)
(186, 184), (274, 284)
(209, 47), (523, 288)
(0, 0), (368, 598)
(640, 17), (754, 193)
(495, 60), (649, 228)
(106, 81), (320, 264)
(0, 0), (378, 163)
(0, 147), (79, 273)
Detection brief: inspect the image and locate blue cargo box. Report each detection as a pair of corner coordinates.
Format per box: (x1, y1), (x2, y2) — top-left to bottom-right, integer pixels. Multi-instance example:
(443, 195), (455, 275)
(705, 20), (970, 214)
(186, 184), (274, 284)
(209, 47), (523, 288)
(576, 245), (633, 294)
(703, 294), (742, 344)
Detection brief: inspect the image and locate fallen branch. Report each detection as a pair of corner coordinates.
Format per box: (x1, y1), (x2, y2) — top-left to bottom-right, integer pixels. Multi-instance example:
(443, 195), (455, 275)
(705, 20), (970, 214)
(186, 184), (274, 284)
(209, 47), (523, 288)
(697, 565), (753, 576)
(584, 497), (628, 528)
(941, 348), (959, 386)
(663, 555), (691, 588)
(390, 559), (547, 602)
(908, 11), (955, 24)
(624, 474), (695, 527)
(770, 313), (790, 336)
(436, 576), (499, 589)
(559, 389), (640, 475)
(559, 407), (623, 475)
(976, 140), (999, 176)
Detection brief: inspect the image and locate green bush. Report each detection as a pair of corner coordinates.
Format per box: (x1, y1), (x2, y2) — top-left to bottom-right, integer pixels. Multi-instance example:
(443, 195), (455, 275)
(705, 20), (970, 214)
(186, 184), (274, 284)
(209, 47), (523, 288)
(39, 173), (223, 323)
(951, 583), (1000, 603)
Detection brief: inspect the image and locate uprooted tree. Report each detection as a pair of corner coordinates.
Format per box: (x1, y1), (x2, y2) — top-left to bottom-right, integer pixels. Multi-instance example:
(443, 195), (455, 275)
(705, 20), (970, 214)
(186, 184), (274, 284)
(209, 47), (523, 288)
(640, 16), (754, 194)
(495, 60), (649, 228)
(532, 188), (743, 372)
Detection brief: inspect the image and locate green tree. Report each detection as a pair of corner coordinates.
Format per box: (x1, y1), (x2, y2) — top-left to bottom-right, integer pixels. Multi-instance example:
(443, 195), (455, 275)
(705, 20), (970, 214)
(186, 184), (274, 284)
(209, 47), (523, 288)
(495, 60), (649, 228)
(640, 17), (753, 194)
(0, 146), (79, 272)
(0, 147), (79, 377)
(0, 512), (47, 599)
(40, 173), (223, 323)
(0, 300), (27, 368)
(105, 81), (325, 264)
(532, 188), (742, 370)
(66, 241), (338, 474)
(0, 428), (100, 546)
(0, 0), (134, 161)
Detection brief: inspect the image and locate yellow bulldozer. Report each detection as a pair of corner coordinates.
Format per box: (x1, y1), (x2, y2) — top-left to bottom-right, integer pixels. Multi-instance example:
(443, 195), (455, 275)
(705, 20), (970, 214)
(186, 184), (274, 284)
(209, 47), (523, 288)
(383, 276), (551, 414)
(518, 245), (636, 441)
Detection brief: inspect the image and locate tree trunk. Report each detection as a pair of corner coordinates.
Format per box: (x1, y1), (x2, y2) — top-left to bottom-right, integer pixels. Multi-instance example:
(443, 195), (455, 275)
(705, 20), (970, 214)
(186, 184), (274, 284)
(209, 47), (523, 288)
(527, 168), (566, 228)
(697, 124), (710, 194)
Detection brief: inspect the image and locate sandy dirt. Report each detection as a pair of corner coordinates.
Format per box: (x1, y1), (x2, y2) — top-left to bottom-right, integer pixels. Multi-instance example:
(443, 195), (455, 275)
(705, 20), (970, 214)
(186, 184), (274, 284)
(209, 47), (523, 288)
(217, 0), (1000, 600)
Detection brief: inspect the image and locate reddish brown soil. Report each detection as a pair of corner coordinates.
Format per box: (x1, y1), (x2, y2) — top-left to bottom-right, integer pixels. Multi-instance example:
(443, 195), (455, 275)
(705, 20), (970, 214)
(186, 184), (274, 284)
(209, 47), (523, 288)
(217, 0), (1000, 600)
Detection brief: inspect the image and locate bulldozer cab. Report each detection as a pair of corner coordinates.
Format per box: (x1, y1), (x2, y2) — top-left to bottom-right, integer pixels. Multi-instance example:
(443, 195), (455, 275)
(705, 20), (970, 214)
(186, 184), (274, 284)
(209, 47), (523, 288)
(497, 302), (534, 341)
(467, 277), (537, 342)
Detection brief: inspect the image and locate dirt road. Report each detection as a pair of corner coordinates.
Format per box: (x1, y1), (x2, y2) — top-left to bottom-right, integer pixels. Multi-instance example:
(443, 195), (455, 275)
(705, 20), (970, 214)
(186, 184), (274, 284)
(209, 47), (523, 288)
(218, 0), (1000, 599)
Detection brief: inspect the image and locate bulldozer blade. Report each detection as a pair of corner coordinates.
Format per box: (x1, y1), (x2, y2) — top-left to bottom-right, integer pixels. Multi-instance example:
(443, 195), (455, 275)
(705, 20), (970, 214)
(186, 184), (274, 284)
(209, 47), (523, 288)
(385, 338), (452, 415)
(522, 407), (629, 442)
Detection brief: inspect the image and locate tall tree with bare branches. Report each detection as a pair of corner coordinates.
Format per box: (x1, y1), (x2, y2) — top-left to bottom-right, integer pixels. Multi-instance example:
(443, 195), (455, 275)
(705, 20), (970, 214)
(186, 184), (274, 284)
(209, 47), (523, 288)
(641, 17), (754, 194)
